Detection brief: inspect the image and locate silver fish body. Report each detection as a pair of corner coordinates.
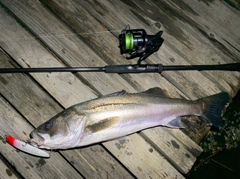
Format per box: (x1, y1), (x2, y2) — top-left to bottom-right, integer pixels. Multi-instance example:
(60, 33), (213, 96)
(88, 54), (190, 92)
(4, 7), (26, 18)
(30, 88), (229, 149)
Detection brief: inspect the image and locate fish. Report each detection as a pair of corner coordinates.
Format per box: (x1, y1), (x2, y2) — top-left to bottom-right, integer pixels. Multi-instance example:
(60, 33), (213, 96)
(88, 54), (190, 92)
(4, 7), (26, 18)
(30, 88), (230, 150)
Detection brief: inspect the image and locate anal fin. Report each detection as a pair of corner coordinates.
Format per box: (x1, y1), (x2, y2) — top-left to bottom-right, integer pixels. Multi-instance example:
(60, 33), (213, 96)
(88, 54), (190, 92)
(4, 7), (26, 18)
(163, 117), (184, 128)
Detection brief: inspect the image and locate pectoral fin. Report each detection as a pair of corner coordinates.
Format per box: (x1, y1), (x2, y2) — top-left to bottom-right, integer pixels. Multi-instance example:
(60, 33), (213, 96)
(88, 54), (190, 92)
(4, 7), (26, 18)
(163, 117), (184, 128)
(86, 116), (121, 133)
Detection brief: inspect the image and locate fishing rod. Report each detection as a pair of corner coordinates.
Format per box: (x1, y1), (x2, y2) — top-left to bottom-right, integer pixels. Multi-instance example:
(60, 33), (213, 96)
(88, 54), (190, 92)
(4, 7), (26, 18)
(1, 26), (240, 74)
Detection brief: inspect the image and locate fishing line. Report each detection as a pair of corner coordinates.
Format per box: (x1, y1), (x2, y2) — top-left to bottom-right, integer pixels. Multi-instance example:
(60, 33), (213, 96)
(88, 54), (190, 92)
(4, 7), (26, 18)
(0, 26), (240, 74)
(0, 29), (122, 44)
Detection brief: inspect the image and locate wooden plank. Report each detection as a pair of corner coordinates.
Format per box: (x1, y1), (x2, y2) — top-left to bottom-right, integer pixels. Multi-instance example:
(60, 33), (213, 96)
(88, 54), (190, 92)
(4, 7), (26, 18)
(104, 135), (184, 179)
(0, 7), (184, 179)
(71, 0), (240, 143)
(0, 49), (134, 178)
(0, 159), (19, 179)
(38, 0), (239, 173)
(0, 97), (83, 179)
(76, 0), (240, 97)
(0, 0), (205, 176)
(0, 0), (136, 96)
(146, 0), (240, 95)
(38, 0), (226, 145)
(141, 127), (203, 174)
(41, 0), (208, 143)
(0, 51), (184, 178)
(181, 0), (240, 59)
(0, 3), (184, 179)
(40, 0), (183, 97)
(0, 0), (236, 176)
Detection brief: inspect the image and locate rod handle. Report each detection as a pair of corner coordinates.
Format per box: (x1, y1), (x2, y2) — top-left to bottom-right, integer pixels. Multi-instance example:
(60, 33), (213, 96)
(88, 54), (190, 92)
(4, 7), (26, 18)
(105, 64), (163, 74)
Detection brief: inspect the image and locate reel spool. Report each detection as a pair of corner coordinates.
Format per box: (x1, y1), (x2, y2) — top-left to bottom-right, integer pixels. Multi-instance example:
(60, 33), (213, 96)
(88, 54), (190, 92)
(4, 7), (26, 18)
(118, 26), (164, 64)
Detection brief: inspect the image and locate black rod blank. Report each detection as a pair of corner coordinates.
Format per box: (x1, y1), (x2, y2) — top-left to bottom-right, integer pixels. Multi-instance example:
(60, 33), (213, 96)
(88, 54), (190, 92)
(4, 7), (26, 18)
(0, 67), (106, 73)
(162, 63), (240, 72)
(0, 63), (239, 74)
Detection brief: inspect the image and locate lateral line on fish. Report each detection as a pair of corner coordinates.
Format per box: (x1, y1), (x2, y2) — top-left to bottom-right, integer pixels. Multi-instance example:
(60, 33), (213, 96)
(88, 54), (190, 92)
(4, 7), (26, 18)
(84, 103), (138, 113)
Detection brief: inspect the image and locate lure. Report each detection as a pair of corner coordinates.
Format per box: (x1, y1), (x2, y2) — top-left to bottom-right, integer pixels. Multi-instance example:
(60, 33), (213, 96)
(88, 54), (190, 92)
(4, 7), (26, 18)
(6, 135), (50, 158)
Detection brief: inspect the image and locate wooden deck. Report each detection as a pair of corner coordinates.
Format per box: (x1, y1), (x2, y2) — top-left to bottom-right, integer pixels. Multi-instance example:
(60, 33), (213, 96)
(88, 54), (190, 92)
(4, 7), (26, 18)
(0, 0), (239, 178)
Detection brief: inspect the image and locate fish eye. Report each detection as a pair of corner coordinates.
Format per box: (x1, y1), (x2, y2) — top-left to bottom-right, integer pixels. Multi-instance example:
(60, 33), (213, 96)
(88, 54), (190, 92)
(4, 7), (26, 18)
(45, 122), (52, 130)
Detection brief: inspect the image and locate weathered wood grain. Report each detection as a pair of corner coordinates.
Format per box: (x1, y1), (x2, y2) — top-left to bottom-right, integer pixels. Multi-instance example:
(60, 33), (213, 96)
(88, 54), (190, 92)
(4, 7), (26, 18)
(0, 158), (19, 179)
(141, 127), (203, 174)
(0, 48), (183, 178)
(0, 0), (208, 176)
(104, 135), (184, 179)
(0, 96), (83, 179)
(0, 43), (135, 178)
(71, 0), (239, 143)
(147, 0), (240, 94)
(40, 0), (210, 143)
(0, 0), (239, 177)
(39, 0), (240, 173)
(40, 0), (208, 164)
(0, 2), (185, 178)
(0, 0), (136, 96)
(182, 0), (240, 58)
(40, 0), (183, 96)
(78, 0), (240, 97)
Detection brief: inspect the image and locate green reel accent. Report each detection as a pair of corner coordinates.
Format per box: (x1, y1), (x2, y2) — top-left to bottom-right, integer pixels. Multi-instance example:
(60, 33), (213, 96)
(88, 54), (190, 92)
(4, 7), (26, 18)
(125, 33), (134, 50)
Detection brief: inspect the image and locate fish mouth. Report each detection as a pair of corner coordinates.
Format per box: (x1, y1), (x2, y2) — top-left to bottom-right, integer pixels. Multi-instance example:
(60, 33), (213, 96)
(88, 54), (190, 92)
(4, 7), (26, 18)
(30, 131), (45, 147)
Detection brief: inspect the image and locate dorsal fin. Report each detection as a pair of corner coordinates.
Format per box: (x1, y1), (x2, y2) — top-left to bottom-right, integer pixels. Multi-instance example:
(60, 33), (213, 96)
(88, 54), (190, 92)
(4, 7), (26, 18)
(101, 90), (127, 98)
(140, 87), (170, 97)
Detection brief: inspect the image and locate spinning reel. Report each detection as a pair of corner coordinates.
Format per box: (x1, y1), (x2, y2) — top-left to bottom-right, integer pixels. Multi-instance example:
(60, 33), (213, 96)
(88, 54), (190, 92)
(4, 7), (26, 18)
(118, 26), (164, 64)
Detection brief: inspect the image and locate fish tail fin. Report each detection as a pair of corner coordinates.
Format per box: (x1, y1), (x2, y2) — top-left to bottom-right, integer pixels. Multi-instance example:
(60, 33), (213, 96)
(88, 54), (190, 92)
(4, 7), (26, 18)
(199, 92), (230, 128)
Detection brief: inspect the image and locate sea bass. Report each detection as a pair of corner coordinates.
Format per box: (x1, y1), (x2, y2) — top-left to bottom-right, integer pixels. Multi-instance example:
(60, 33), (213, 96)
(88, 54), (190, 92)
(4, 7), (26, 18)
(30, 88), (229, 149)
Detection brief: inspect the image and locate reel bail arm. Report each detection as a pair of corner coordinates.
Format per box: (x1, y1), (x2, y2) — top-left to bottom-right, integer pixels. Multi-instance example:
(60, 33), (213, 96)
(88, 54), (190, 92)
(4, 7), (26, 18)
(118, 26), (164, 65)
